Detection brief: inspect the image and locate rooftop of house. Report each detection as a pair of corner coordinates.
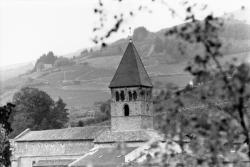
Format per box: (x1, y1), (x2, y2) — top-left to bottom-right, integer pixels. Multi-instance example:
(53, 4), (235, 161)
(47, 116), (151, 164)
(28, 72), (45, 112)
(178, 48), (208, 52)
(70, 147), (137, 167)
(15, 126), (109, 142)
(109, 41), (153, 88)
(94, 129), (163, 144)
(14, 126), (163, 144)
(33, 159), (75, 167)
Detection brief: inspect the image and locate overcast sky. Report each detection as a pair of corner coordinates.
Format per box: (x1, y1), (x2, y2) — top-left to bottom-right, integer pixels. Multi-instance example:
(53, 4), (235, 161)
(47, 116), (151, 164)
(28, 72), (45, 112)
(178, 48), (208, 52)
(0, 0), (249, 68)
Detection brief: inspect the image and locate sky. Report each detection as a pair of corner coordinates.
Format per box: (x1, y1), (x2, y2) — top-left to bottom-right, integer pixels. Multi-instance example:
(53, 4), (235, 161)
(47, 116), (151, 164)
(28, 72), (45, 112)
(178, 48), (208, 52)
(0, 0), (249, 68)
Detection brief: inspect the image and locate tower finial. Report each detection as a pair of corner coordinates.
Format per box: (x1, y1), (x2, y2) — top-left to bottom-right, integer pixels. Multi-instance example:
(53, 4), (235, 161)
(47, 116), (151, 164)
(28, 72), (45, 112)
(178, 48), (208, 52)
(129, 27), (132, 43)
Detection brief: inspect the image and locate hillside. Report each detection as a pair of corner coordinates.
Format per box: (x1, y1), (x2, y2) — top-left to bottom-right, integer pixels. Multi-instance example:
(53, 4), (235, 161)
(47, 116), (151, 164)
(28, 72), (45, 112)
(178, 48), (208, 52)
(1, 16), (250, 125)
(0, 62), (33, 82)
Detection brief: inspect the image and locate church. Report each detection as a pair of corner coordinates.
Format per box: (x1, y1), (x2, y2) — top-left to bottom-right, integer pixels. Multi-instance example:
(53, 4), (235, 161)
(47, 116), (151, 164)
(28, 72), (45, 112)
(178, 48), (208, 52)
(11, 40), (165, 167)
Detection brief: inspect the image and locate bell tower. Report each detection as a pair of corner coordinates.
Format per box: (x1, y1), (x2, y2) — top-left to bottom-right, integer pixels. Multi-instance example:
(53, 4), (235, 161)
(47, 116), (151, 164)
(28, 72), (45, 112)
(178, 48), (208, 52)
(109, 40), (153, 132)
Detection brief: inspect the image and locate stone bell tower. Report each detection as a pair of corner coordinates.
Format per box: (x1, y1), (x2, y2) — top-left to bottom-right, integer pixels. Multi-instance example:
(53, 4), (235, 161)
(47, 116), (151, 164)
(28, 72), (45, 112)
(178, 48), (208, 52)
(109, 40), (153, 132)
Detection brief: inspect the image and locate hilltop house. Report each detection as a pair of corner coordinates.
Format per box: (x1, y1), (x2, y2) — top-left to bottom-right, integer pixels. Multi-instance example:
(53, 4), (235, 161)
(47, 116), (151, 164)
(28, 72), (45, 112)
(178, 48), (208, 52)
(11, 40), (165, 167)
(36, 63), (53, 72)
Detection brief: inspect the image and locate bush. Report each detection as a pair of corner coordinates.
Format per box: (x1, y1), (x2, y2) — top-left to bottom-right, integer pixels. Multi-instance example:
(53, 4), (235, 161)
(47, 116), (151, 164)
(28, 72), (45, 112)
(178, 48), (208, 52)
(78, 120), (84, 127)
(54, 57), (74, 67)
(10, 87), (68, 137)
(34, 51), (57, 71)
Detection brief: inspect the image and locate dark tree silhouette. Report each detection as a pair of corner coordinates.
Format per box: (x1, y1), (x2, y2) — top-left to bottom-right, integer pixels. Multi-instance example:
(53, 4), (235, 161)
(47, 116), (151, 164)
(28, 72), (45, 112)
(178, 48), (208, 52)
(93, 0), (249, 166)
(0, 103), (15, 167)
(10, 87), (68, 137)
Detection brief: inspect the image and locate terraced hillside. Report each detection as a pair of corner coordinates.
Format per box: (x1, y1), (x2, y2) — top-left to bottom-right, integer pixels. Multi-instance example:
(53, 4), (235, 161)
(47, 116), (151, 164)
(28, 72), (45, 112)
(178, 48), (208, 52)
(1, 15), (250, 125)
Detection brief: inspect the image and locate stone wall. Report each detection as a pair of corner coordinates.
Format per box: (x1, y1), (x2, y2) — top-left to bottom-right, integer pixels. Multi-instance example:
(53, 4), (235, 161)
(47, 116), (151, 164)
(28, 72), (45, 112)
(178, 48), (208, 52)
(12, 140), (94, 167)
(111, 116), (142, 131)
(110, 87), (153, 132)
(111, 101), (143, 117)
(14, 140), (93, 157)
(13, 154), (82, 167)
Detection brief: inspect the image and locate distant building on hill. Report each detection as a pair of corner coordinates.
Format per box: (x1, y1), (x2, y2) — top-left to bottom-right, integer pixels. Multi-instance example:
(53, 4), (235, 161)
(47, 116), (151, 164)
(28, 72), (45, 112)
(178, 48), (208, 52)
(36, 63), (53, 72)
(36, 62), (44, 72)
(11, 40), (165, 167)
(43, 63), (53, 69)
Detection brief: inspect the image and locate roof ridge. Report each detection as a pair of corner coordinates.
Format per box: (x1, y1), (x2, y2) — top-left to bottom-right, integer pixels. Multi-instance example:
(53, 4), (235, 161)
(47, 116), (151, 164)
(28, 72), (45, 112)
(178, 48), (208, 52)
(26, 125), (110, 133)
(131, 42), (142, 86)
(14, 128), (30, 139)
(131, 43), (151, 87)
(15, 126), (110, 142)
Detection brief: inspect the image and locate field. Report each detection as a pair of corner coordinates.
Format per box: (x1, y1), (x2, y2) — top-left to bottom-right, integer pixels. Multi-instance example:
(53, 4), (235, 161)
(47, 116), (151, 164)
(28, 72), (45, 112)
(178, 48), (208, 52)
(1, 50), (249, 108)
(39, 85), (110, 107)
(1, 20), (250, 124)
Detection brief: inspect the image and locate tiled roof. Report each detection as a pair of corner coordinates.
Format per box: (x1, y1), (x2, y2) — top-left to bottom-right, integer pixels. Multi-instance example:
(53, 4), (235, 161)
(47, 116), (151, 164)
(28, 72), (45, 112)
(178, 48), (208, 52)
(33, 159), (75, 167)
(109, 41), (153, 88)
(15, 126), (109, 142)
(94, 129), (162, 143)
(70, 147), (136, 167)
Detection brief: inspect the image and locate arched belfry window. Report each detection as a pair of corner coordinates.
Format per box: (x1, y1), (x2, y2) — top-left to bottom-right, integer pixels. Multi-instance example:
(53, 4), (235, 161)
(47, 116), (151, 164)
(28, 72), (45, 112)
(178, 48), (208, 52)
(128, 91), (132, 101)
(124, 104), (129, 116)
(120, 91), (125, 101)
(140, 90), (145, 99)
(133, 91), (137, 101)
(115, 91), (120, 101)
(147, 90), (152, 99)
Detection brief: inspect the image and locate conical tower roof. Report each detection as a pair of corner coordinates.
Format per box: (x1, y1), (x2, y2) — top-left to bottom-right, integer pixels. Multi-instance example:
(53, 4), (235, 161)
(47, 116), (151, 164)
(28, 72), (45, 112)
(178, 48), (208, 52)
(109, 41), (153, 88)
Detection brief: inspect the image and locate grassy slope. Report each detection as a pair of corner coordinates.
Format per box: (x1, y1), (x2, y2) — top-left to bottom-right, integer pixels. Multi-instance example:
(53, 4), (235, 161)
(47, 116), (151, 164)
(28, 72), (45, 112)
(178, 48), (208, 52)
(1, 18), (250, 125)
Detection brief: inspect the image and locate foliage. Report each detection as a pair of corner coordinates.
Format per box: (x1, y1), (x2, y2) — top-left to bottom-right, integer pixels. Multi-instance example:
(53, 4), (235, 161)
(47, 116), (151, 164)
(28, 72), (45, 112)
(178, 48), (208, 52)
(50, 98), (69, 128)
(10, 87), (68, 137)
(80, 49), (89, 58)
(0, 103), (15, 167)
(75, 114), (108, 127)
(154, 5), (250, 166)
(78, 120), (84, 127)
(34, 51), (57, 70)
(133, 27), (149, 42)
(163, 37), (190, 61)
(94, 0), (250, 166)
(54, 57), (74, 67)
(74, 100), (111, 127)
(99, 99), (111, 119)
